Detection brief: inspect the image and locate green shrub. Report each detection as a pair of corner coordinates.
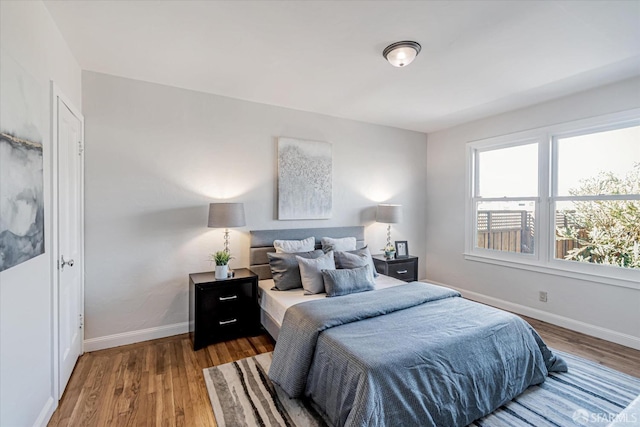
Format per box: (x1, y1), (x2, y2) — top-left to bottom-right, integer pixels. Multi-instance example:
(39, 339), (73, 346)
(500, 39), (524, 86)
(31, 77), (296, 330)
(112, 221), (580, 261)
(557, 164), (640, 268)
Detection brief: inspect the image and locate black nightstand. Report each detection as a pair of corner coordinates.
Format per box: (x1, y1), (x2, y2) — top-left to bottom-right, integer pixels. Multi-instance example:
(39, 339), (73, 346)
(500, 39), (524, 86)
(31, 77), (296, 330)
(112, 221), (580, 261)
(189, 268), (259, 350)
(372, 254), (419, 282)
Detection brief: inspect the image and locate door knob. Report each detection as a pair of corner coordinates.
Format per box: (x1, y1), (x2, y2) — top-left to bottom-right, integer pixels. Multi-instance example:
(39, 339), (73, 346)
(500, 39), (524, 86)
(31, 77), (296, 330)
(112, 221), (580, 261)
(60, 255), (75, 270)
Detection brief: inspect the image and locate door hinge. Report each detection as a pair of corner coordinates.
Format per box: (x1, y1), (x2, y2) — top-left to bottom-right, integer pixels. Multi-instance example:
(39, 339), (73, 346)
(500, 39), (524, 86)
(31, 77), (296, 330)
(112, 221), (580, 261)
(78, 140), (84, 156)
(79, 314), (84, 329)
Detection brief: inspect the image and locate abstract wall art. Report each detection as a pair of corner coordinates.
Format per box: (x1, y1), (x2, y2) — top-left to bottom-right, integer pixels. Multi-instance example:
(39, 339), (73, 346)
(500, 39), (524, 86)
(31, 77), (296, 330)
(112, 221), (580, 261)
(0, 51), (45, 272)
(277, 137), (332, 220)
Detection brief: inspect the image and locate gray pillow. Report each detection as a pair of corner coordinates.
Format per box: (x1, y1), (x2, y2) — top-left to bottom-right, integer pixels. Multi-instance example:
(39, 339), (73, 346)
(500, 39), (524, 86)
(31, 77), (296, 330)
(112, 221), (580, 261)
(334, 249), (376, 281)
(297, 251), (335, 295)
(322, 265), (375, 297)
(268, 250), (324, 290)
(334, 250), (367, 268)
(334, 245), (378, 278)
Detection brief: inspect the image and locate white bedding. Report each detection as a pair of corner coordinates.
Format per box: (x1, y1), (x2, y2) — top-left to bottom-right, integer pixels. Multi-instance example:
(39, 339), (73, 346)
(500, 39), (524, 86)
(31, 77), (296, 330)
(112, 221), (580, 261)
(258, 274), (406, 327)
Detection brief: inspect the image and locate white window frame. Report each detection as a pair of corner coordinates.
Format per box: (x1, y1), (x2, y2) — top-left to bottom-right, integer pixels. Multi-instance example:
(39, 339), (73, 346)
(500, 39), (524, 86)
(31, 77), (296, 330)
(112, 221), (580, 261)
(465, 109), (640, 290)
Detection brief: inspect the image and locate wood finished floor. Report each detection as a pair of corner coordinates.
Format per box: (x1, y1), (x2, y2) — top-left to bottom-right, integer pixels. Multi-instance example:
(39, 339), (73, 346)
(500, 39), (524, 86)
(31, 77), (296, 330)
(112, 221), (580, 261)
(48, 317), (639, 427)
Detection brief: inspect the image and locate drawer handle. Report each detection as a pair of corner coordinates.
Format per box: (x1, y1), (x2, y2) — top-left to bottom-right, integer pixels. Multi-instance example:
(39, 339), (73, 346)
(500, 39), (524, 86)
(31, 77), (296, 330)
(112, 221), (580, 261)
(219, 319), (237, 326)
(396, 270), (408, 274)
(219, 295), (238, 301)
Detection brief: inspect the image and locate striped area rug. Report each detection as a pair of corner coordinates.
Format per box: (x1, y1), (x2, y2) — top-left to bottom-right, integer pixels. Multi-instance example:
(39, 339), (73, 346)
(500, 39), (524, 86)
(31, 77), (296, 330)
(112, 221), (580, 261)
(203, 350), (640, 427)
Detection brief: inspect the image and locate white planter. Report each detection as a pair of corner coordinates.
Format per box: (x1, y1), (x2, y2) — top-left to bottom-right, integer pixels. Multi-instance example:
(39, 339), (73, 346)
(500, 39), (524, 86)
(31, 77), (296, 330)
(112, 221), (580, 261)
(215, 264), (229, 280)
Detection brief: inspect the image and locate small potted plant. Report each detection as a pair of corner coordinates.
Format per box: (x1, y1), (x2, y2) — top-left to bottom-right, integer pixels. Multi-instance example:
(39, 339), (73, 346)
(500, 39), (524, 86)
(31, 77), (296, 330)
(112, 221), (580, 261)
(211, 251), (232, 279)
(383, 243), (396, 260)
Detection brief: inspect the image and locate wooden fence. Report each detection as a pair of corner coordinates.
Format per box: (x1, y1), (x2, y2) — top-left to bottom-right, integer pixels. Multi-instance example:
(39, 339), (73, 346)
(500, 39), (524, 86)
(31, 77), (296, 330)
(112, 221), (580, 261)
(477, 210), (583, 258)
(477, 211), (534, 253)
(555, 211), (585, 260)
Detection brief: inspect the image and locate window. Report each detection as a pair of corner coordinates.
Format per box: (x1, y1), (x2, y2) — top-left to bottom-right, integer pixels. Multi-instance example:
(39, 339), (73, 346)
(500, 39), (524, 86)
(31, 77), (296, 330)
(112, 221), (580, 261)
(474, 142), (538, 255)
(466, 110), (640, 288)
(553, 125), (640, 269)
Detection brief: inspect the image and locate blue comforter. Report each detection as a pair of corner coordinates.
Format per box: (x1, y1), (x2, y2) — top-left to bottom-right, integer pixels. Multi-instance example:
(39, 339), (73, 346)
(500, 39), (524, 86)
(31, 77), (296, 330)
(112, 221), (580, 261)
(269, 282), (567, 427)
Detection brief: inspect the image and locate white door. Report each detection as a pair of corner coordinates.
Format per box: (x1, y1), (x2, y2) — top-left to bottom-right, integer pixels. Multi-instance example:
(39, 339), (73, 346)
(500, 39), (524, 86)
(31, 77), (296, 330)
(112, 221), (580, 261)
(57, 98), (84, 397)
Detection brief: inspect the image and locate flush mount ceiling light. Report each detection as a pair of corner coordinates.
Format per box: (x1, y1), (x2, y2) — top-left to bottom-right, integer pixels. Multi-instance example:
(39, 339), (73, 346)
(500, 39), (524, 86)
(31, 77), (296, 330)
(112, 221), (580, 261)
(382, 41), (421, 67)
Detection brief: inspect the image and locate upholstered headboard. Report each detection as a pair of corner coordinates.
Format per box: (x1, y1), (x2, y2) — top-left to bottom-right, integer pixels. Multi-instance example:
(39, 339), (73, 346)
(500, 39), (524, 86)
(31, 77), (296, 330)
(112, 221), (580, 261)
(249, 226), (365, 280)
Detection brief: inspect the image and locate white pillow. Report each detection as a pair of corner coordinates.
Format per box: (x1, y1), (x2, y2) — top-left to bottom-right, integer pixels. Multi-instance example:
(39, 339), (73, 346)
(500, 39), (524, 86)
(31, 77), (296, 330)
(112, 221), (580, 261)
(296, 251), (335, 295)
(321, 236), (357, 252)
(274, 236), (315, 253)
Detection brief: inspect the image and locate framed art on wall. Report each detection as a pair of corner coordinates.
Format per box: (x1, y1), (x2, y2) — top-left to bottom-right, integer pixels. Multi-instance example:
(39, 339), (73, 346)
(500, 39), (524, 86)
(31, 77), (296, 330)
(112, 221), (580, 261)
(277, 137), (332, 220)
(0, 51), (45, 272)
(395, 241), (408, 258)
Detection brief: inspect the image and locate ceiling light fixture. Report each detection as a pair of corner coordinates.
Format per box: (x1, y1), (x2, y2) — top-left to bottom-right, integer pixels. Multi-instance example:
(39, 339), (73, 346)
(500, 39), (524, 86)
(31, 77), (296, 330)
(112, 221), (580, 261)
(383, 41), (421, 68)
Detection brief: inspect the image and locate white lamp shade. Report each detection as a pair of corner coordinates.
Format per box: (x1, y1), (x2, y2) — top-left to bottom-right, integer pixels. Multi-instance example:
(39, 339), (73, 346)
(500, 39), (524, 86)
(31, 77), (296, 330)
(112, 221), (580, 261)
(208, 203), (246, 228)
(376, 204), (402, 224)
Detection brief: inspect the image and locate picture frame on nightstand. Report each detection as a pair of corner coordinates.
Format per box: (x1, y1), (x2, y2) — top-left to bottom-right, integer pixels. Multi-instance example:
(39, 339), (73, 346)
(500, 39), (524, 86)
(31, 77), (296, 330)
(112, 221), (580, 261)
(395, 240), (408, 258)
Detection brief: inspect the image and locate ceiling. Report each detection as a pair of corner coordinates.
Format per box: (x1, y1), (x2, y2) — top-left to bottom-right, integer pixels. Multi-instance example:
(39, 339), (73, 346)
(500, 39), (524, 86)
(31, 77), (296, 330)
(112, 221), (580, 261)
(44, 1), (640, 133)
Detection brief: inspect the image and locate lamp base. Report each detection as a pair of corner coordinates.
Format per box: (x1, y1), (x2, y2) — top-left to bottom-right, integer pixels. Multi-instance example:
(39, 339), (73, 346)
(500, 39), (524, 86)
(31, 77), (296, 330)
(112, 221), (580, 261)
(223, 228), (231, 254)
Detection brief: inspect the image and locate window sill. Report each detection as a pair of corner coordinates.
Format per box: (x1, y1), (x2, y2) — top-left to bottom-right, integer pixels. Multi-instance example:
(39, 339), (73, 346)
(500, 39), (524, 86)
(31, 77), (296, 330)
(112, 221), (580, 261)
(463, 253), (640, 290)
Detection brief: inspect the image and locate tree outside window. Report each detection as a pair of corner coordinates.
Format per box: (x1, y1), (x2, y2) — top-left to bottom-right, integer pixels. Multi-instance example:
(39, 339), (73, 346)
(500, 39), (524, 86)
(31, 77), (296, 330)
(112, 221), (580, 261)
(556, 164), (640, 269)
(554, 124), (639, 270)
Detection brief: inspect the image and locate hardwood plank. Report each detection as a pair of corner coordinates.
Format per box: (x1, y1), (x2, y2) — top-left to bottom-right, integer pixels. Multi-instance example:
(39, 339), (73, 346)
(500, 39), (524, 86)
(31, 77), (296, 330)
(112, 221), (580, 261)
(169, 339), (188, 427)
(248, 334), (274, 354)
(48, 351), (93, 426)
(67, 354), (111, 426)
(133, 369), (151, 426)
(211, 340), (233, 365)
(522, 315), (640, 377)
(94, 353), (123, 426)
(205, 344), (222, 367)
(182, 339), (216, 427)
(155, 342), (175, 427)
(49, 321), (639, 426)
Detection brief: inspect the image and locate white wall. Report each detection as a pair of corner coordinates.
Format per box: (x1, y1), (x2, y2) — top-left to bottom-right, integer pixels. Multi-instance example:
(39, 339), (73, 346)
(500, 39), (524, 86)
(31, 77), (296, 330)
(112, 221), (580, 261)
(82, 71), (427, 349)
(426, 77), (640, 349)
(0, 1), (82, 426)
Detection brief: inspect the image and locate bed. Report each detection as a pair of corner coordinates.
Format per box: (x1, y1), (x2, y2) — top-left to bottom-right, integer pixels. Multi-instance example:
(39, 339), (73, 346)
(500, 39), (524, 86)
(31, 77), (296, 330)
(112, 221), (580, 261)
(250, 226), (567, 427)
(257, 274), (404, 340)
(250, 226), (399, 340)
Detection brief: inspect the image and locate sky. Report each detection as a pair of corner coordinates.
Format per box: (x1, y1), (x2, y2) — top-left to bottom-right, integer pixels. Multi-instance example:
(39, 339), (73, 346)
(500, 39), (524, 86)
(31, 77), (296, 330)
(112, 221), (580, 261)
(478, 124), (639, 199)
(557, 125), (640, 195)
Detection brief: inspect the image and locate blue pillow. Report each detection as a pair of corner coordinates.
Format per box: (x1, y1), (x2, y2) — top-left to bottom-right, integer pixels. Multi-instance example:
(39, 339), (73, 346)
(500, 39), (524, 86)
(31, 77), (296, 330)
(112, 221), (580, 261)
(321, 265), (375, 297)
(334, 247), (378, 280)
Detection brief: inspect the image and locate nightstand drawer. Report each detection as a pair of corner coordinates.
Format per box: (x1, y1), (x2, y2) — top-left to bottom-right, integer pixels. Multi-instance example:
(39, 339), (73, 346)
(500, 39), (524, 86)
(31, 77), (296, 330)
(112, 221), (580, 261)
(387, 261), (416, 280)
(372, 254), (419, 282)
(201, 312), (250, 342)
(200, 285), (252, 314)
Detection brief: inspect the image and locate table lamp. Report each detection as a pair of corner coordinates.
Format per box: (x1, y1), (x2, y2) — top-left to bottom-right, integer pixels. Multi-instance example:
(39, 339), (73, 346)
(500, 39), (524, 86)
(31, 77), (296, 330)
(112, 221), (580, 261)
(376, 204), (402, 256)
(208, 203), (246, 254)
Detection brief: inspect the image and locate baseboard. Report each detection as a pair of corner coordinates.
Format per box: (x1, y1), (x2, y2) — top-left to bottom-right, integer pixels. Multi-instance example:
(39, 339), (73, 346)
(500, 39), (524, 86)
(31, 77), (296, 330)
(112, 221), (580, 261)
(82, 285), (640, 352)
(83, 322), (189, 352)
(33, 396), (55, 427)
(425, 279), (640, 351)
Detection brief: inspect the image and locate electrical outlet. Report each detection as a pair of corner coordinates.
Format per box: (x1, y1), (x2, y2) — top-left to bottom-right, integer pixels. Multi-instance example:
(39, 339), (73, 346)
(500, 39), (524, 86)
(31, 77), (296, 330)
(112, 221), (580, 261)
(539, 291), (548, 303)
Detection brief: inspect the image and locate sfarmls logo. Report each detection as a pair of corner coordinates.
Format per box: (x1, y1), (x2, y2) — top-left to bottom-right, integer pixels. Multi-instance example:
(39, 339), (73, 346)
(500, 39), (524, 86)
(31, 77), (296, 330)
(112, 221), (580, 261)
(572, 408), (638, 425)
